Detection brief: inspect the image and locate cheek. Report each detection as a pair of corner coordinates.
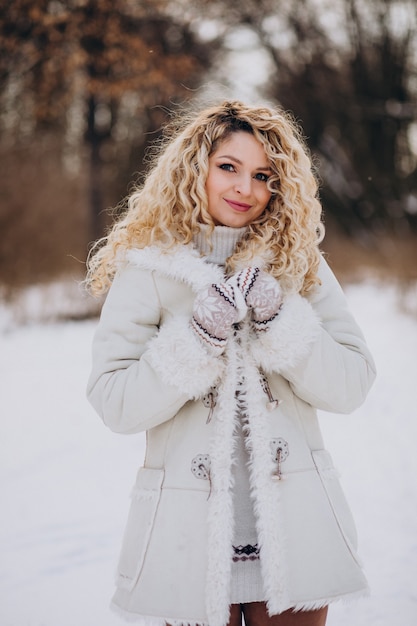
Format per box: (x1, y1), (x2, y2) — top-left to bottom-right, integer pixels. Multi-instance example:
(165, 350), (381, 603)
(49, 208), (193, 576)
(205, 172), (218, 200)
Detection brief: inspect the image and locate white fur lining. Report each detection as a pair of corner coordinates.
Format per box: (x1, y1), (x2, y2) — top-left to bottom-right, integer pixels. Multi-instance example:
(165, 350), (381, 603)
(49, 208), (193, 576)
(127, 245), (224, 293)
(289, 585), (370, 613)
(250, 293), (321, 373)
(205, 339), (240, 626)
(146, 315), (226, 399)
(241, 342), (291, 613)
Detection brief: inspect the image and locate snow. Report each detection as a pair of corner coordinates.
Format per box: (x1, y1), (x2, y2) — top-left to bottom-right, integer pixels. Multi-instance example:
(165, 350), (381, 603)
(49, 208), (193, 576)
(1, 281), (417, 625)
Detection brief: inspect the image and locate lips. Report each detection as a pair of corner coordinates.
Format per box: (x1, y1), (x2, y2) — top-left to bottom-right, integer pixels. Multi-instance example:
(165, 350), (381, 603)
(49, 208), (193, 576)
(224, 198), (252, 212)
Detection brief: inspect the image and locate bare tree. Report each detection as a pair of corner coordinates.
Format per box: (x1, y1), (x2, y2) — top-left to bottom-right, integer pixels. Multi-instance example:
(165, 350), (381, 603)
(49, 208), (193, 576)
(193, 0), (417, 235)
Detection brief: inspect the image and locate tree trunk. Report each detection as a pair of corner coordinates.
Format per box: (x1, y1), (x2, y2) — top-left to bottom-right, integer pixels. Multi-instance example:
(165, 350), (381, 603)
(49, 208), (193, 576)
(86, 95), (103, 243)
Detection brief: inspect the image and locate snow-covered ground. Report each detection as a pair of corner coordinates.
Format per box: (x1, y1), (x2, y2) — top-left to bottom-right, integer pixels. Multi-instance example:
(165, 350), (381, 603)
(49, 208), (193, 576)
(1, 280), (417, 626)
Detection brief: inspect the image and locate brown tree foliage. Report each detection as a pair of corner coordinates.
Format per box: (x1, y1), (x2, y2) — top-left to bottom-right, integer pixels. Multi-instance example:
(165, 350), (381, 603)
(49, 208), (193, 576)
(0, 0), (214, 286)
(0, 0), (209, 125)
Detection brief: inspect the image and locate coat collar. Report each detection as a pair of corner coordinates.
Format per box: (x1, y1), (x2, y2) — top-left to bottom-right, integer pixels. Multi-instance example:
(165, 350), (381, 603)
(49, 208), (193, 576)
(127, 244), (225, 292)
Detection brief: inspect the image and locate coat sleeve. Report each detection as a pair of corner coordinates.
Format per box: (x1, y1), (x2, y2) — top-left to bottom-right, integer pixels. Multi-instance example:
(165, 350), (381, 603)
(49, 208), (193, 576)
(87, 264), (226, 434)
(249, 257), (376, 413)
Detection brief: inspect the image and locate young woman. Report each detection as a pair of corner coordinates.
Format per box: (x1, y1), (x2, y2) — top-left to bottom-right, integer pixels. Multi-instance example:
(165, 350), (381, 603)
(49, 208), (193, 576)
(86, 101), (376, 626)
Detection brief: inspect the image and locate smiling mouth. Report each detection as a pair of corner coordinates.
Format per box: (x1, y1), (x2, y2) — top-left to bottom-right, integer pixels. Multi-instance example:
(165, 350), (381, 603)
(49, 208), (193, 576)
(225, 199), (252, 211)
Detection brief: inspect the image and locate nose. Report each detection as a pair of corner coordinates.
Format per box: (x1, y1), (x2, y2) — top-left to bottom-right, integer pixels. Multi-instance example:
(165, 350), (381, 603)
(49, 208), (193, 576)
(234, 173), (252, 196)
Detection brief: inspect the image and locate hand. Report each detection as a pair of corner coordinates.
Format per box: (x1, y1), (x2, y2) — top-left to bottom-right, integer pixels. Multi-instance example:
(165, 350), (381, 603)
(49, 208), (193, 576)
(228, 267), (282, 329)
(191, 283), (241, 353)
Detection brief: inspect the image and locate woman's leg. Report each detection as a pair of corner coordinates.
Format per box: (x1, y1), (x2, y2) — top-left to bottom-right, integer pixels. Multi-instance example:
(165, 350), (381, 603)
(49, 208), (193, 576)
(226, 603), (243, 626)
(242, 602), (328, 626)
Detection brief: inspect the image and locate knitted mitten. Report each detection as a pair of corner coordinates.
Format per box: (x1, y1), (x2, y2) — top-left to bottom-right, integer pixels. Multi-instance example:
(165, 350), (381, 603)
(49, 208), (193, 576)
(191, 283), (240, 354)
(229, 267), (283, 332)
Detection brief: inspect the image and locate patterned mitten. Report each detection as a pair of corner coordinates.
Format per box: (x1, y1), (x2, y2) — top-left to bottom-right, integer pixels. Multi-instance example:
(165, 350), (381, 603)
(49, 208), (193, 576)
(229, 267), (283, 332)
(191, 283), (240, 354)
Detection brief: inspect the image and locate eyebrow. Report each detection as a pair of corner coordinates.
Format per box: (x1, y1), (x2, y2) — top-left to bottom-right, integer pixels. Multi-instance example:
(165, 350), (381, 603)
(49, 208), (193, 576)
(216, 154), (272, 171)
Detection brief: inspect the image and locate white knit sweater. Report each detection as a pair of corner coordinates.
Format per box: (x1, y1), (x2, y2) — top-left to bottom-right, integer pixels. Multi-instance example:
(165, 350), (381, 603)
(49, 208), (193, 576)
(192, 224), (265, 604)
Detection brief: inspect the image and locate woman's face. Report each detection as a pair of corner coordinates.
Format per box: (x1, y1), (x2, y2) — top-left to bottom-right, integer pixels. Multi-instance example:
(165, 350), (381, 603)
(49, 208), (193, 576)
(205, 131), (272, 228)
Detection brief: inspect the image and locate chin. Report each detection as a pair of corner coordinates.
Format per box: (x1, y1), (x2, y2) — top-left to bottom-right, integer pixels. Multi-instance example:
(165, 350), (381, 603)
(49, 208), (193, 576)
(219, 217), (250, 228)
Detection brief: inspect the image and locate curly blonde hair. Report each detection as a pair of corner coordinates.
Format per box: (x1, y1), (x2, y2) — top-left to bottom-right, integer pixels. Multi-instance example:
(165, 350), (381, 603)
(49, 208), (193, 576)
(86, 100), (324, 296)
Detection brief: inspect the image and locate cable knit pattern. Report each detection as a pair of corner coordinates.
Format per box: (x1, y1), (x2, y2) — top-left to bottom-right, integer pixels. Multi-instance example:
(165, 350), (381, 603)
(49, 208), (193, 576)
(192, 224), (247, 266)
(230, 419), (265, 604)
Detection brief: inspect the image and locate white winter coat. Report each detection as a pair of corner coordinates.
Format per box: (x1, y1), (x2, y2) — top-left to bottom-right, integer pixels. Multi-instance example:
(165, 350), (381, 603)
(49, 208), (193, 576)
(87, 244), (376, 626)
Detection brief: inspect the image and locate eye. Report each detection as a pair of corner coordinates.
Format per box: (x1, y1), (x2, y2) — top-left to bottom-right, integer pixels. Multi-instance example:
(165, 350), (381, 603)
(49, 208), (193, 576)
(219, 163), (235, 172)
(254, 172), (269, 182)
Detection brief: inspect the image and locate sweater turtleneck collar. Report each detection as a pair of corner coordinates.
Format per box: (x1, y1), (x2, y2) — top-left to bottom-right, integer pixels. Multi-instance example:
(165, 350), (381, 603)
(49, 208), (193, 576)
(192, 223), (248, 266)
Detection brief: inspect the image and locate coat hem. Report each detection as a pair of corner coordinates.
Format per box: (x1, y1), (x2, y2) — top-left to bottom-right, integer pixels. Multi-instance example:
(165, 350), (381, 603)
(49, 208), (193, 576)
(110, 586), (369, 624)
(288, 585), (370, 614)
(110, 601), (209, 626)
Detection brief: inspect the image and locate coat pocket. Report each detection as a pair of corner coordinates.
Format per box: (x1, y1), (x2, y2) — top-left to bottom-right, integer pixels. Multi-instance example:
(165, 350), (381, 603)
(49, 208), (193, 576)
(116, 467), (164, 591)
(312, 449), (360, 561)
